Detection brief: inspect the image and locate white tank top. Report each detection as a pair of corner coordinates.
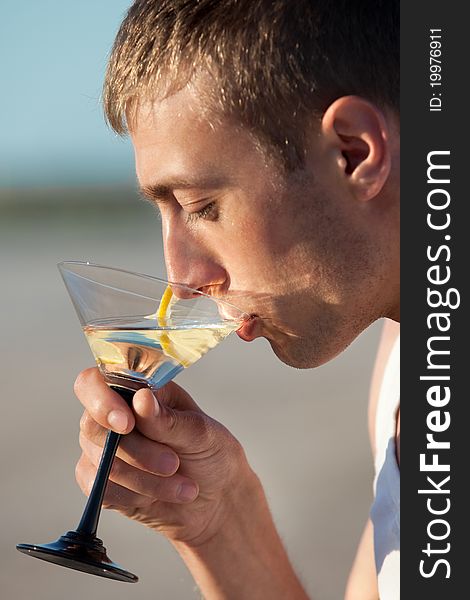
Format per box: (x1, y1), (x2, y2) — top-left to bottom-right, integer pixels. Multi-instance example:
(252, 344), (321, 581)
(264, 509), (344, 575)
(369, 333), (400, 599)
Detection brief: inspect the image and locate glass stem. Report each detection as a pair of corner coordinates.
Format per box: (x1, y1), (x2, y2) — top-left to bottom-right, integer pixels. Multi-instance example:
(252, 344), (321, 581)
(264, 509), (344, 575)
(76, 385), (135, 537)
(76, 430), (121, 536)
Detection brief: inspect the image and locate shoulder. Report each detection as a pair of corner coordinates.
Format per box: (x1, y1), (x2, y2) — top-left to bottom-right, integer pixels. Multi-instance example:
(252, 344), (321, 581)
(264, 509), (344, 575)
(368, 319), (400, 456)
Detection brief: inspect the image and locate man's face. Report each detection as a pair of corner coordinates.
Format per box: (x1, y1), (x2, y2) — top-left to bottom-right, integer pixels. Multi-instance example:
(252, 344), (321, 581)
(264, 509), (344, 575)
(131, 86), (395, 368)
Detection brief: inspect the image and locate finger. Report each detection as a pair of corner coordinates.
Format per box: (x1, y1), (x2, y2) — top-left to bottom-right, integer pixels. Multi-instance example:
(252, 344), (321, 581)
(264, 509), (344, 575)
(152, 381), (201, 412)
(132, 387), (216, 453)
(79, 424), (180, 477)
(74, 367), (135, 434)
(75, 453), (153, 509)
(79, 438), (199, 503)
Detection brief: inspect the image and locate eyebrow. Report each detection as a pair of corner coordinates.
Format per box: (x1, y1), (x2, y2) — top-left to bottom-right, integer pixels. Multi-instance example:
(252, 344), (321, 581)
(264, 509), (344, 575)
(139, 176), (229, 203)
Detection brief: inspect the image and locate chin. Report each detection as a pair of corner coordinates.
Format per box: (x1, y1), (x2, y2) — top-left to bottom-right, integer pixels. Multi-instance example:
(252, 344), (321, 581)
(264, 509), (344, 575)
(268, 329), (357, 370)
(268, 340), (327, 369)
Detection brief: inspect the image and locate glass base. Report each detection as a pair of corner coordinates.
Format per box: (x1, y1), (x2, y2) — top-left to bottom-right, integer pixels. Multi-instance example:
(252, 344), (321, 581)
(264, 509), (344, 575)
(16, 530), (138, 583)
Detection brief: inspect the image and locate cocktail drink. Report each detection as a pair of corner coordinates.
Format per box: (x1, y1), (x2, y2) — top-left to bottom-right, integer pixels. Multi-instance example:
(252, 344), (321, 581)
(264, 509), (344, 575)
(84, 316), (238, 390)
(17, 262), (247, 582)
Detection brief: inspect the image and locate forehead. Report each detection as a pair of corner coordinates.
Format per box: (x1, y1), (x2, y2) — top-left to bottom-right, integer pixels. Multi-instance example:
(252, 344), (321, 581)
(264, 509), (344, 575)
(129, 86), (279, 186)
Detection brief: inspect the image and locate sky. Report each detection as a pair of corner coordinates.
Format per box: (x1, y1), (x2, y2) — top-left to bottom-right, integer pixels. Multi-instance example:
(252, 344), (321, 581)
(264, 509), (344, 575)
(1, 1), (136, 188)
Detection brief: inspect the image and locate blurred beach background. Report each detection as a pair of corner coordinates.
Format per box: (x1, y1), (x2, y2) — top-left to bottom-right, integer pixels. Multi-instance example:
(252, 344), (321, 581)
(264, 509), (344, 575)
(1, 3), (381, 599)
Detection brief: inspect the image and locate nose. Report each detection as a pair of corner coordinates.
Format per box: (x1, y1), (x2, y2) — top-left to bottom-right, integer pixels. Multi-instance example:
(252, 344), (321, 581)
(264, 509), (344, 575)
(163, 218), (228, 297)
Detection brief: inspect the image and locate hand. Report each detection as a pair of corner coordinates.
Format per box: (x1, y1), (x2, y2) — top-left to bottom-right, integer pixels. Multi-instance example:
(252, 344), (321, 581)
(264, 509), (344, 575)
(74, 368), (257, 546)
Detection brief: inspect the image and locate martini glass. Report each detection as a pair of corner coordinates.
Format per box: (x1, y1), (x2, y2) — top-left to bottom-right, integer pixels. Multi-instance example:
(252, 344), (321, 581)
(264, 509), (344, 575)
(17, 261), (247, 583)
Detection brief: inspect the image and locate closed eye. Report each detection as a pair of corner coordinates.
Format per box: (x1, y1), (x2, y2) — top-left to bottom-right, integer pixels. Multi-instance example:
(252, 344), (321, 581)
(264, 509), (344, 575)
(186, 201), (218, 223)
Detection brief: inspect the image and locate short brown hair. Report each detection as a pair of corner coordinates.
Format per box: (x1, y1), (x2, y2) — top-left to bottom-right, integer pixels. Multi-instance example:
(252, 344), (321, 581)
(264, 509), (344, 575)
(104, 0), (399, 168)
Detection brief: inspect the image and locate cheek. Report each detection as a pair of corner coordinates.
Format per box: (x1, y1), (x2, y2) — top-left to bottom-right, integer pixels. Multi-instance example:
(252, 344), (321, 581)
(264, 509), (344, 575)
(228, 217), (279, 263)
(220, 222), (292, 294)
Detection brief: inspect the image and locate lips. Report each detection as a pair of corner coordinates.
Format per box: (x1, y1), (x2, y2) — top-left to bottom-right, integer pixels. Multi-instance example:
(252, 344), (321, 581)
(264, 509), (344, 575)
(236, 315), (262, 342)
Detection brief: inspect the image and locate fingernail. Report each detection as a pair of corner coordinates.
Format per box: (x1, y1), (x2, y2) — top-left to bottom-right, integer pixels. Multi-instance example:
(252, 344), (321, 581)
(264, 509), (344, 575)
(107, 410), (128, 433)
(158, 452), (179, 475)
(177, 483), (198, 502)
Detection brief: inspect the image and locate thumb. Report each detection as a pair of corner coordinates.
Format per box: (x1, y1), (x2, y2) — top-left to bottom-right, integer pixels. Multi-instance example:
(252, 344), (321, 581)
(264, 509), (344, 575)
(152, 380), (201, 412)
(132, 387), (213, 453)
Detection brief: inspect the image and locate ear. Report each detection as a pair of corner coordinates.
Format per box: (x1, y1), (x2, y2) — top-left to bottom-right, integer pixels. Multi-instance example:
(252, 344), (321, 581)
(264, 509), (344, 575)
(321, 96), (391, 201)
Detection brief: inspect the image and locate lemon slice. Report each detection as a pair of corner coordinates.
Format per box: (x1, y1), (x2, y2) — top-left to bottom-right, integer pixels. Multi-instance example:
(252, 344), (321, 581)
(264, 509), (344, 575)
(154, 286), (233, 367)
(157, 285), (174, 326)
(88, 337), (125, 365)
(155, 286), (221, 367)
(156, 286), (184, 364)
(160, 327), (222, 367)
